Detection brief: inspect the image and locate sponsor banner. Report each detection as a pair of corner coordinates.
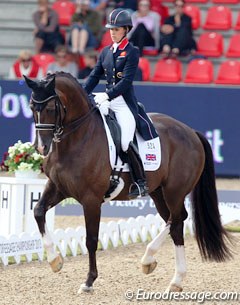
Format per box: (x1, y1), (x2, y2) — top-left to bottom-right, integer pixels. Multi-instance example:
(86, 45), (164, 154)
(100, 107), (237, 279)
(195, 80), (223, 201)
(0, 233), (43, 256)
(56, 190), (240, 224)
(0, 81), (239, 176)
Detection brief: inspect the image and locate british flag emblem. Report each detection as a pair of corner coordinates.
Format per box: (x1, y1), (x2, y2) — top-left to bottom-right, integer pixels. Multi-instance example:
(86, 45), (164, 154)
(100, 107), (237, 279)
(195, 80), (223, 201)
(146, 154), (156, 161)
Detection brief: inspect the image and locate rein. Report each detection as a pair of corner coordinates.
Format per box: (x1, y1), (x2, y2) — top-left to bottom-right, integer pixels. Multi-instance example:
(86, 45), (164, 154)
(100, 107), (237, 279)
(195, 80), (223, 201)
(31, 93), (97, 142)
(60, 106), (98, 140)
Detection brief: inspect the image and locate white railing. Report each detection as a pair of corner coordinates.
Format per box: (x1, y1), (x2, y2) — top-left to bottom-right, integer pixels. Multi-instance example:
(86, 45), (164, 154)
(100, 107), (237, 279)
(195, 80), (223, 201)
(0, 213), (195, 266)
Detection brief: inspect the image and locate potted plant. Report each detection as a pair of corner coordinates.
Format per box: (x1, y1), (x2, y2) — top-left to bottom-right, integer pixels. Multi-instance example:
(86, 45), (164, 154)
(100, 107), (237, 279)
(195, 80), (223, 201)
(3, 140), (44, 178)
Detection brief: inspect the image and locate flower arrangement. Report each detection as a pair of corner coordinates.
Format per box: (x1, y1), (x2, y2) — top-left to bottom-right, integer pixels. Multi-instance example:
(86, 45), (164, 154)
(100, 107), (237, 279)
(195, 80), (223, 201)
(3, 140), (44, 173)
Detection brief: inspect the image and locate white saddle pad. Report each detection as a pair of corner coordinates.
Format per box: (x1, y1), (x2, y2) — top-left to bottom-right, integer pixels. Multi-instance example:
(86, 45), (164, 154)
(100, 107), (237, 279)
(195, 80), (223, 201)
(100, 112), (161, 172)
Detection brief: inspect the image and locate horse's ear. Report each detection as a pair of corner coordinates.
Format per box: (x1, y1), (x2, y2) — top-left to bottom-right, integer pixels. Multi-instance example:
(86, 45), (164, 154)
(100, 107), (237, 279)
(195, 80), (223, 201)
(23, 75), (38, 90)
(46, 75), (56, 92)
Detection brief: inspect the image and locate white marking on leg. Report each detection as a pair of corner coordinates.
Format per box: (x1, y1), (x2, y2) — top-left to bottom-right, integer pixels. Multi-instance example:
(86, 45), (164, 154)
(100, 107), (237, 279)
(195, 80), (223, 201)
(141, 224), (170, 265)
(42, 225), (58, 263)
(170, 245), (187, 288)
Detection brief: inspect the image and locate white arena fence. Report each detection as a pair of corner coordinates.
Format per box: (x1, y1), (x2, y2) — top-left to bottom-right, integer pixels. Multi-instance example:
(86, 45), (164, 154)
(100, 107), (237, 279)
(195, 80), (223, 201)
(0, 175), (239, 265)
(0, 214), (194, 266)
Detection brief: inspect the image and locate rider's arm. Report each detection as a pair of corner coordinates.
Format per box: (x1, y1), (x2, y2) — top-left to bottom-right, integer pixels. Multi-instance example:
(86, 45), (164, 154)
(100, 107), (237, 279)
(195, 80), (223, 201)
(107, 47), (139, 100)
(83, 49), (105, 94)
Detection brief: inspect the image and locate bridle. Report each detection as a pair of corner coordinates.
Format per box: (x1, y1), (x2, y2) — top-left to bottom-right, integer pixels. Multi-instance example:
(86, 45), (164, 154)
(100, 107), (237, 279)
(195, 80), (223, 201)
(31, 93), (97, 143)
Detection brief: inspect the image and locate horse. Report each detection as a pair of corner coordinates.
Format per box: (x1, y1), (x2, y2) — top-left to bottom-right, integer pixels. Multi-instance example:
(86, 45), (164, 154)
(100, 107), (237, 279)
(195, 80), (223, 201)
(24, 72), (232, 294)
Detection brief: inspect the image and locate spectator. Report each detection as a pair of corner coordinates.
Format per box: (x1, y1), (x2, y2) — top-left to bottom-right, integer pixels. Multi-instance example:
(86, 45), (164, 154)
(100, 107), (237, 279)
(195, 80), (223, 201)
(128, 0), (160, 56)
(78, 50), (98, 79)
(88, 0), (108, 12)
(8, 50), (43, 80)
(33, 0), (65, 53)
(160, 0), (197, 57)
(107, 0), (138, 12)
(47, 45), (79, 78)
(70, 0), (102, 54)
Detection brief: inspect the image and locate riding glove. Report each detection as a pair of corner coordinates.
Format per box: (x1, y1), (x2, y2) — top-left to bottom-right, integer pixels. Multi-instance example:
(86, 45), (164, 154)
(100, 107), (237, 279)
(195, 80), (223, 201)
(94, 92), (109, 105)
(98, 100), (110, 115)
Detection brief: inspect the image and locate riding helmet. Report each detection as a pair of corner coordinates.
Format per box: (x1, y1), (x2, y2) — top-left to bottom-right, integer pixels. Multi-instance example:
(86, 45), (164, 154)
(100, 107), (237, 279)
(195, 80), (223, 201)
(105, 8), (133, 30)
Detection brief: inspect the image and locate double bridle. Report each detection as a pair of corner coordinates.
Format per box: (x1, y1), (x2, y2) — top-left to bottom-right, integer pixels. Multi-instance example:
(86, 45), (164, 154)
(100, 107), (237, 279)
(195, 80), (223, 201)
(31, 93), (97, 143)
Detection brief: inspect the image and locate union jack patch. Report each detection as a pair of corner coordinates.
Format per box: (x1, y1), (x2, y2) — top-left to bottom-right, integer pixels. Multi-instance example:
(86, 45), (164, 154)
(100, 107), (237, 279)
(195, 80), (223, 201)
(146, 154), (156, 161)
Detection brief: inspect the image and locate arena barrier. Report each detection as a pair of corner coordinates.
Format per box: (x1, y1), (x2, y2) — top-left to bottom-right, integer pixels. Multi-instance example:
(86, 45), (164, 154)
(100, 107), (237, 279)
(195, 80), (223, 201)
(0, 213), (194, 266)
(0, 176), (55, 236)
(0, 176), (239, 265)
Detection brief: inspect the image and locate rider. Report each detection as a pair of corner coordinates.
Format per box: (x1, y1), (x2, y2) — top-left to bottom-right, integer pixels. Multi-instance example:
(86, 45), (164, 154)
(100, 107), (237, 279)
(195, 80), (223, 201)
(83, 8), (158, 199)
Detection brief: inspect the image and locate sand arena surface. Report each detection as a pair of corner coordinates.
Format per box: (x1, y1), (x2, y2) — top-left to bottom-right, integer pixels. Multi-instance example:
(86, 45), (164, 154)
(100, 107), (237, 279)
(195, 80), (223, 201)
(0, 178), (239, 305)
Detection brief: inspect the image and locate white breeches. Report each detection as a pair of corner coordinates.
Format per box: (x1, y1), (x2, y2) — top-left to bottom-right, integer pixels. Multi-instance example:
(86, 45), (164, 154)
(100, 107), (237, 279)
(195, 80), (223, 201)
(109, 95), (136, 152)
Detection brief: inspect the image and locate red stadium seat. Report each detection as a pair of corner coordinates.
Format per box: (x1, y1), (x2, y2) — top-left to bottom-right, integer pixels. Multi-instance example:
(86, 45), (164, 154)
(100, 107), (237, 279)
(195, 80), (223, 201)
(184, 59), (213, 83)
(234, 12), (240, 30)
(32, 53), (55, 76)
(215, 60), (240, 85)
(98, 31), (112, 51)
(151, 58), (182, 82)
(183, 5), (201, 29)
(185, 0), (207, 4)
(226, 34), (240, 57)
(151, 4), (169, 25)
(203, 6), (232, 30)
(197, 32), (223, 57)
(138, 57), (151, 81)
(142, 48), (159, 56)
(212, 0), (238, 4)
(52, 1), (76, 26)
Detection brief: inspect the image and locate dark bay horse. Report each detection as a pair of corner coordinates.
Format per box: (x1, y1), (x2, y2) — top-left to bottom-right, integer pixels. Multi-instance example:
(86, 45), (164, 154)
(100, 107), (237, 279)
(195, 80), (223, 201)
(24, 72), (232, 293)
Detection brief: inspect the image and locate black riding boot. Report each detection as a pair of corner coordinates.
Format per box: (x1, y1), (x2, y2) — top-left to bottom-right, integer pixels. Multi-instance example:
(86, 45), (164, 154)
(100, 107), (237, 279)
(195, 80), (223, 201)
(127, 142), (148, 199)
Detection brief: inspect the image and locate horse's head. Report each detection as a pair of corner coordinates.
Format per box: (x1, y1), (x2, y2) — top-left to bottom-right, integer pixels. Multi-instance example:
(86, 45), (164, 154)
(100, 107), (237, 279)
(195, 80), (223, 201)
(24, 74), (66, 156)
(25, 72), (95, 157)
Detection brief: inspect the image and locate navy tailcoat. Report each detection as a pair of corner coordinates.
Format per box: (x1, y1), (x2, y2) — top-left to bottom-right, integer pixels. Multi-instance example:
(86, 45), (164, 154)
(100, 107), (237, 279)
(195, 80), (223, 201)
(83, 37), (158, 140)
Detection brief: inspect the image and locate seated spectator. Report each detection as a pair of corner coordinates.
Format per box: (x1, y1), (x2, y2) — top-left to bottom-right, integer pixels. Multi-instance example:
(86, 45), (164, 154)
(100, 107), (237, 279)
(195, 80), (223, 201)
(160, 0), (197, 57)
(8, 50), (43, 80)
(107, 0), (138, 12)
(128, 0), (160, 56)
(88, 0), (108, 12)
(70, 0), (102, 54)
(33, 0), (65, 53)
(78, 50), (98, 79)
(47, 45), (79, 78)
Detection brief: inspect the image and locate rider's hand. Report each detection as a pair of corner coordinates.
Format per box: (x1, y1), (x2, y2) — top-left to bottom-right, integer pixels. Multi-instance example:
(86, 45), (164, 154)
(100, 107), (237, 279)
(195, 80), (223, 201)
(94, 92), (109, 105)
(99, 100), (110, 116)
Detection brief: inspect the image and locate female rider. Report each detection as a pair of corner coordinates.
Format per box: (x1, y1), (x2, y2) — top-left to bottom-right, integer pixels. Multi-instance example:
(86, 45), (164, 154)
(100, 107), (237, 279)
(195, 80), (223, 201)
(83, 8), (158, 199)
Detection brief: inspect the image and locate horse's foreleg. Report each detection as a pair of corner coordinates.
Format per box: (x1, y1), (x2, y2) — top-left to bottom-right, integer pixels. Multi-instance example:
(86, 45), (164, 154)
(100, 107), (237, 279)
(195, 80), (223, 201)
(79, 204), (101, 294)
(167, 220), (186, 292)
(34, 180), (64, 272)
(141, 223), (170, 274)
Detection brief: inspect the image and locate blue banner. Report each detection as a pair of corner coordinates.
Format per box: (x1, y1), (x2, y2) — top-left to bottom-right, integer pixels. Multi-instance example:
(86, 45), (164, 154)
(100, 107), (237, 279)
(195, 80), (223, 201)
(0, 80), (239, 176)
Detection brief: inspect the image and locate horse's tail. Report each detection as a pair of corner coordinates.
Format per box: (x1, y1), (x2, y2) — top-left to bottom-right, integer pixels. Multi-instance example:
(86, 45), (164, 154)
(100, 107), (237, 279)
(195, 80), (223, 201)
(192, 131), (232, 262)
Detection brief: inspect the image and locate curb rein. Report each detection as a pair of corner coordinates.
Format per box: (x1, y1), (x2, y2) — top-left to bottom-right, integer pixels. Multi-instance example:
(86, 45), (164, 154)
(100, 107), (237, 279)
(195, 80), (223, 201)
(31, 93), (97, 143)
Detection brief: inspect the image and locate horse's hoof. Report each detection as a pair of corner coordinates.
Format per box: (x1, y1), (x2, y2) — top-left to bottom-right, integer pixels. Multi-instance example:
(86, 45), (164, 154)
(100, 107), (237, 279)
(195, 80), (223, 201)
(142, 261), (157, 274)
(78, 283), (94, 294)
(166, 284), (183, 292)
(49, 254), (64, 273)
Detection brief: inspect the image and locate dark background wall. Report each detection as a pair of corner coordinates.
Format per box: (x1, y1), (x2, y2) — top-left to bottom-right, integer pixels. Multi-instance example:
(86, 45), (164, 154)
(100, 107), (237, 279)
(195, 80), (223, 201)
(0, 80), (239, 176)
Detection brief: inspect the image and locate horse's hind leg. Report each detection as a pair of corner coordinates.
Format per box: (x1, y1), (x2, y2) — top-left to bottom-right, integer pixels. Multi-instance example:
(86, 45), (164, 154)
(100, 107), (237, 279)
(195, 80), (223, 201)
(79, 203), (101, 293)
(141, 186), (170, 274)
(34, 180), (64, 272)
(164, 189), (188, 292)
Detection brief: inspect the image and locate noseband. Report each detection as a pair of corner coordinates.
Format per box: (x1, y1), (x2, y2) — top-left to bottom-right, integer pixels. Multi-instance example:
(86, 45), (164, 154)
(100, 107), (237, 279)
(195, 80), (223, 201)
(31, 93), (66, 142)
(31, 93), (97, 143)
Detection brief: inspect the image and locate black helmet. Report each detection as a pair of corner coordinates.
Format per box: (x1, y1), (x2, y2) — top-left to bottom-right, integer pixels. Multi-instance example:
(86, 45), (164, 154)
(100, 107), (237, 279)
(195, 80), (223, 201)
(105, 8), (133, 30)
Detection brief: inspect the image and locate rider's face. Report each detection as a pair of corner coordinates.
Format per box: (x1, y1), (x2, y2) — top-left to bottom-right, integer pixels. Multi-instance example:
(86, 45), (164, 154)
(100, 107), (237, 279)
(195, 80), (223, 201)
(110, 27), (126, 43)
